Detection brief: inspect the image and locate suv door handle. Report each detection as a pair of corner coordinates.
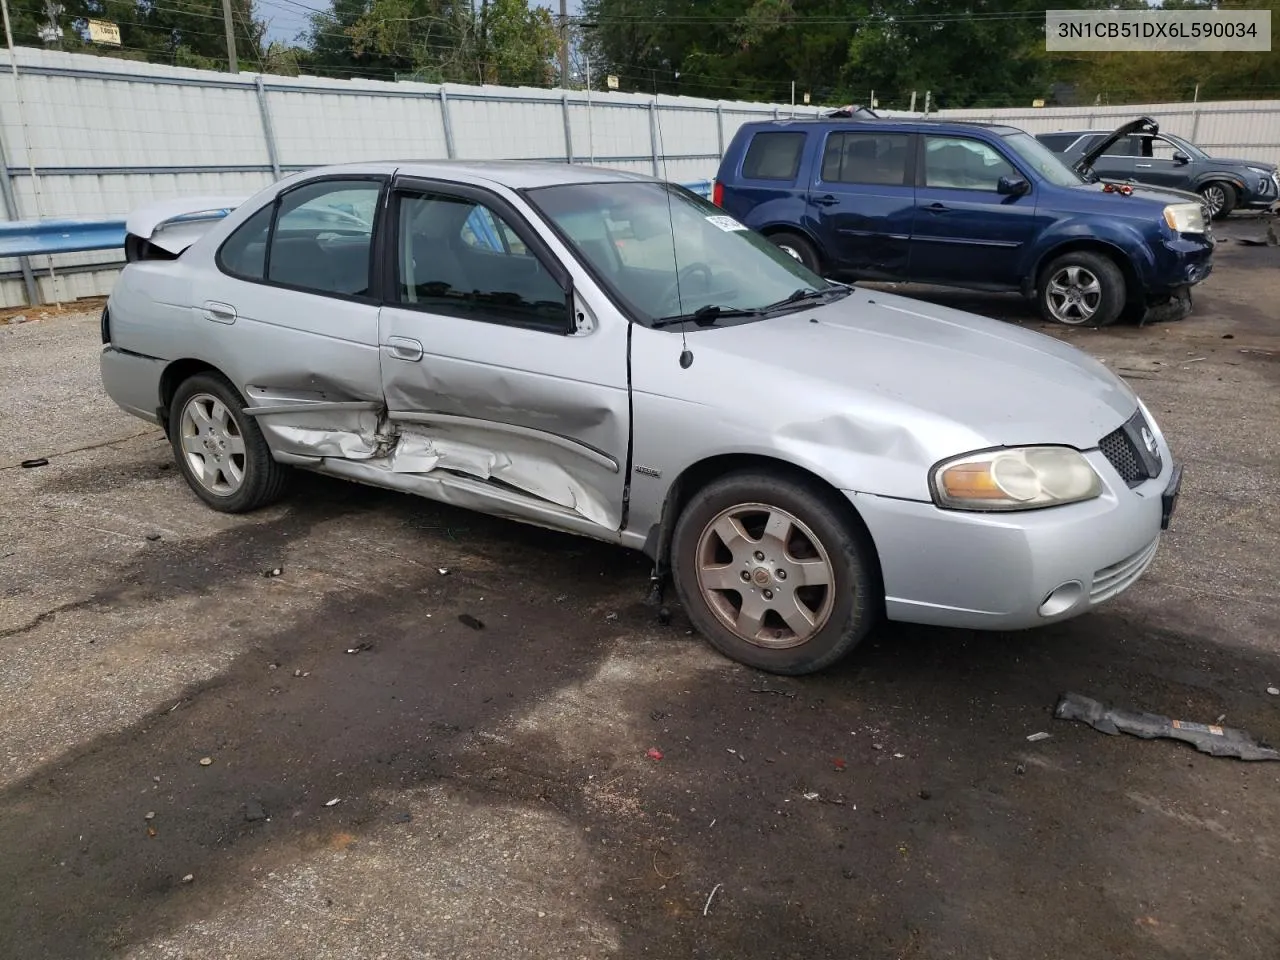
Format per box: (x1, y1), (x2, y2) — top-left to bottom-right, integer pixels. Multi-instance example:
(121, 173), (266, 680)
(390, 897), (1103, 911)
(203, 301), (237, 324)
(926, 202), (948, 212)
(811, 194), (840, 207)
(1135, 163), (1153, 168)
(387, 336), (424, 362)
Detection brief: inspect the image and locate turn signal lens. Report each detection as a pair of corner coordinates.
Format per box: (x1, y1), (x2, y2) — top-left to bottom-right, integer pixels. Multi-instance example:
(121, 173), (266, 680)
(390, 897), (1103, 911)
(933, 447), (1102, 511)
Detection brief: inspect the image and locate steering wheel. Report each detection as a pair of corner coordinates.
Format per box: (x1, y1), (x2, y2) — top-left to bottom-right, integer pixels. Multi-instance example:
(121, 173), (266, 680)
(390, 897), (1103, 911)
(659, 262), (714, 314)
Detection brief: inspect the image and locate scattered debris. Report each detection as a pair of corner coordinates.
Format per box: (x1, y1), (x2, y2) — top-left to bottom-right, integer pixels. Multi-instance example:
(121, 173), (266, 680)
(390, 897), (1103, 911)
(652, 851), (680, 880)
(263, 567), (283, 578)
(198, 757), (213, 766)
(392, 811), (413, 824)
(726, 748), (745, 762)
(554, 594), (567, 602)
(180, 874), (194, 884)
(1222, 334), (1235, 339)
(458, 614), (484, 631)
(293, 669), (309, 678)
(871, 743), (883, 751)
(1015, 763), (1027, 775)
(437, 567), (450, 576)
(650, 709), (669, 721)
(145, 533), (162, 542)
(703, 882), (723, 917)
(244, 799), (267, 822)
(656, 607), (672, 625)
(7, 314), (28, 324)
(324, 797), (342, 807)
(605, 612), (619, 622)
(892, 753), (905, 759)
(147, 826), (157, 838)
(748, 686), (795, 698)
(1055, 692), (1280, 761)
(20, 458), (49, 469)
(1027, 732), (1052, 743)
(144, 811), (156, 821)
(919, 789), (932, 800)
(1267, 687), (1279, 697)
(345, 642), (374, 655)
(646, 747), (664, 761)
(802, 791), (820, 801)
(1184, 357), (1207, 364)
(832, 758), (846, 771)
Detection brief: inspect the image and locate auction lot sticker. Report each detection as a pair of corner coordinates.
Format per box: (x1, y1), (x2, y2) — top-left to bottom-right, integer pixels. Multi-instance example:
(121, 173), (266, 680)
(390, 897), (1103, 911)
(1046, 9), (1271, 52)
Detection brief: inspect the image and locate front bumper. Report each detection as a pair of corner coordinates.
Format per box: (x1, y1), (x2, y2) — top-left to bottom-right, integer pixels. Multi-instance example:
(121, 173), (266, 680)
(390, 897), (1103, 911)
(851, 451), (1180, 631)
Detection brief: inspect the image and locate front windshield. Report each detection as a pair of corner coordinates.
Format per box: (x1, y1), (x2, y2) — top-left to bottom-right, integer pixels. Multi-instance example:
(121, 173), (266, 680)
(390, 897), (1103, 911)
(526, 181), (830, 323)
(1162, 133), (1208, 160)
(1002, 131), (1084, 187)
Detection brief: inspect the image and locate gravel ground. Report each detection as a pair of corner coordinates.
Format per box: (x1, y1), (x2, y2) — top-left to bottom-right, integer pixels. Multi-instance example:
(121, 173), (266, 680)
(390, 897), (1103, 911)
(1, 224), (1278, 960)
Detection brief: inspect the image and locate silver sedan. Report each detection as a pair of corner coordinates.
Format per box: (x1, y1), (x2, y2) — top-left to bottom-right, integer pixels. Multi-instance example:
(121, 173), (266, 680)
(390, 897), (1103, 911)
(101, 161), (1182, 674)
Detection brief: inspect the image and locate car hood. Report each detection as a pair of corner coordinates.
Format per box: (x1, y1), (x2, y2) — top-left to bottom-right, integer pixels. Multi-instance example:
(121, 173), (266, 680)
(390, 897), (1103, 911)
(687, 288), (1138, 457)
(1210, 157), (1277, 172)
(1073, 179), (1202, 206)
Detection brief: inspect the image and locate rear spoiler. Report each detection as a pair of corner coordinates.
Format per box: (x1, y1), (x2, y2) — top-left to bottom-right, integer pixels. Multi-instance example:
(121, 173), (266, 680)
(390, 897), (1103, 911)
(125, 195), (247, 256)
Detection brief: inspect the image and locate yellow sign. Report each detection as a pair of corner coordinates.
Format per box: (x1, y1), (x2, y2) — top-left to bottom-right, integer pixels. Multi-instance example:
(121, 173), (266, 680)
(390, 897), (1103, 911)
(606, 75), (619, 90)
(88, 19), (121, 46)
(1032, 98), (1046, 108)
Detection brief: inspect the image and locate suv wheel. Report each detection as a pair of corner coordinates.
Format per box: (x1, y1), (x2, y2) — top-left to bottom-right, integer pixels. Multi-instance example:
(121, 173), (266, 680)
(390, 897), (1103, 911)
(1198, 181), (1237, 220)
(670, 470), (879, 675)
(769, 231), (821, 274)
(1037, 251), (1126, 327)
(169, 372), (290, 513)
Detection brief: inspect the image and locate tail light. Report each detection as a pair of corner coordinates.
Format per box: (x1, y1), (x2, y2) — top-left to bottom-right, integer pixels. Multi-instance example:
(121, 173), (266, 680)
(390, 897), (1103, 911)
(712, 181), (724, 207)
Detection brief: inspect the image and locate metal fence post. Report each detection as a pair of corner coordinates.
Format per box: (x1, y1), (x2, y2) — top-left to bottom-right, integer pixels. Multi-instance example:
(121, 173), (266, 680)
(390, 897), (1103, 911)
(1190, 108), (1202, 142)
(0, 120), (38, 305)
(254, 75), (282, 181)
(439, 87), (457, 159)
(648, 99), (660, 176)
(561, 92), (574, 164)
(715, 103), (724, 157)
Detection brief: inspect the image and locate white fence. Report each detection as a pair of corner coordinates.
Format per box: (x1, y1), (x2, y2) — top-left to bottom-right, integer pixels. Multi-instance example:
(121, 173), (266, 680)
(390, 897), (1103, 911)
(2, 46), (1279, 307)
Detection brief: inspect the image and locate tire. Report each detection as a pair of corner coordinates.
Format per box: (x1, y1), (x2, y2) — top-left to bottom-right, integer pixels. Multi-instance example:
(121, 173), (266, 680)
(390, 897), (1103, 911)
(168, 372), (289, 513)
(1037, 250), (1126, 327)
(769, 231), (821, 274)
(1198, 181), (1237, 220)
(670, 469), (879, 675)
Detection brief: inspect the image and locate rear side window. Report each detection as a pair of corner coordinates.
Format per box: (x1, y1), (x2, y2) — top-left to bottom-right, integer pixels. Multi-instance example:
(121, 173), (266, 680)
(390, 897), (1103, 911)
(218, 206), (272, 280)
(821, 132), (910, 185)
(1036, 133), (1078, 153)
(742, 132), (805, 180)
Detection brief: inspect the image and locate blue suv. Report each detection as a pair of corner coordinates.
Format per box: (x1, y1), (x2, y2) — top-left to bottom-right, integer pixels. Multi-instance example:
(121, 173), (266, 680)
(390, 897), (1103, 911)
(713, 117), (1215, 327)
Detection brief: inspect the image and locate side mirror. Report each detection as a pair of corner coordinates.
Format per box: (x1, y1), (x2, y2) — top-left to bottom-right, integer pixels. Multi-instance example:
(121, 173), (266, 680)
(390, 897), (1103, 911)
(998, 175), (1030, 196)
(1172, 151), (1191, 165)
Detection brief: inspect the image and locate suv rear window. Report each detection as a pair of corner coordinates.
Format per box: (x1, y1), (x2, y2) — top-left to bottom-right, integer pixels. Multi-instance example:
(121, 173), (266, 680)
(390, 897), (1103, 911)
(821, 132), (910, 185)
(1036, 133), (1080, 153)
(742, 132), (805, 180)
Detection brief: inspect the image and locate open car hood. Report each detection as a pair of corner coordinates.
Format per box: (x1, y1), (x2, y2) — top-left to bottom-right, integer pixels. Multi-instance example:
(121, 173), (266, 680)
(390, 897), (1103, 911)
(1074, 115), (1159, 174)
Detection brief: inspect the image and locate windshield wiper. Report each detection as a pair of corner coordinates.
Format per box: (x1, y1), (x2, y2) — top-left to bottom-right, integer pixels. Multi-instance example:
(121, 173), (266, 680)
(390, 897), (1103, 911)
(651, 303), (765, 328)
(763, 286), (852, 313)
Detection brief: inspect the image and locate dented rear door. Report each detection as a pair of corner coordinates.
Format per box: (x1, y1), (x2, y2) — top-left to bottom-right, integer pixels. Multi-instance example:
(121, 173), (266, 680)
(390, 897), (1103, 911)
(376, 178), (630, 531)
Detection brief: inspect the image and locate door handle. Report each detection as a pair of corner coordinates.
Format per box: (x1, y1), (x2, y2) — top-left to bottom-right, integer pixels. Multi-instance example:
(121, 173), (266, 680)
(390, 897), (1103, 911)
(202, 301), (237, 324)
(926, 202), (948, 212)
(1135, 163), (1153, 168)
(811, 194), (840, 207)
(387, 336), (424, 362)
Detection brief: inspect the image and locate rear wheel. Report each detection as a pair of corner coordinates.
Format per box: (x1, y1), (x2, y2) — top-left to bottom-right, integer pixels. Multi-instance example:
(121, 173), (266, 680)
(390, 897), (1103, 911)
(168, 372), (289, 513)
(1198, 181), (1237, 220)
(768, 231), (821, 274)
(1037, 251), (1126, 327)
(670, 470), (878, 675)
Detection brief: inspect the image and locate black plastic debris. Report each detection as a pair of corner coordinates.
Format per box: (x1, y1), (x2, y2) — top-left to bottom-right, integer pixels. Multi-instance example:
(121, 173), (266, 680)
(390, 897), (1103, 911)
(20, 458), (48, 468)
(1055, 692), (1280, 761)
(458, 614), (484, 630)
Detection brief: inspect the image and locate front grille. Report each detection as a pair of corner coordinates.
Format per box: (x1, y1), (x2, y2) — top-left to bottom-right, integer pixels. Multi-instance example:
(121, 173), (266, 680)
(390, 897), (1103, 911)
(1099, 427), (1146, 485)
(1091, 537), (1160, 604)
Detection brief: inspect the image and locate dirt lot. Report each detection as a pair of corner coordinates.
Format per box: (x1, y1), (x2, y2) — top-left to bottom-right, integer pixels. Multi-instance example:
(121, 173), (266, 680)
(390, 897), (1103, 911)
(2, 223), (1279, 960)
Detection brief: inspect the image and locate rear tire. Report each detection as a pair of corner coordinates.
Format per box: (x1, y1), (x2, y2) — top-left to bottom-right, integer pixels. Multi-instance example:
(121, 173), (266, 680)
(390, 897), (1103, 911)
(769, 231), (821, 274)
(1198, 181), (1237, 221)
(1037, 250), (1126, 327)
(670, 469), (879, 675)
(168, 372), (289, 513)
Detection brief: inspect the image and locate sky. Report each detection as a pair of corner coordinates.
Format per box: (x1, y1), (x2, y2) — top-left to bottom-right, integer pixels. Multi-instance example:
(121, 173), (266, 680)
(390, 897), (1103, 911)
(260, 0), (580, 46)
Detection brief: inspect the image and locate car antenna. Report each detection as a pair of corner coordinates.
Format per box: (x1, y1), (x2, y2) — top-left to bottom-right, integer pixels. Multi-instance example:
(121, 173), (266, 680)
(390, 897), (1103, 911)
(652, 72), (693, 369)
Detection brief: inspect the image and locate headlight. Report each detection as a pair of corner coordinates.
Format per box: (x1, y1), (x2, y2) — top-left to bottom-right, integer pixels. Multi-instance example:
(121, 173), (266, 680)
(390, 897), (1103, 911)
(932, 447), (1102, 512)
(1163, 203), (1205, 234)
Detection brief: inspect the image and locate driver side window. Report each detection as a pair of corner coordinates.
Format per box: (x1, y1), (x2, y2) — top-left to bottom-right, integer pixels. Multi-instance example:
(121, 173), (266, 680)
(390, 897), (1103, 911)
(394, 191), (569, 333)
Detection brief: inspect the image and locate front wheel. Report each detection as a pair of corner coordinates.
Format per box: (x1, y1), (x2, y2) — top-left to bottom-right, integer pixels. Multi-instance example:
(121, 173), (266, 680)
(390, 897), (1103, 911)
(1037, 251), (1126, 327)
(670, 470), (879, 675)
(1198, 181), (1237, 221)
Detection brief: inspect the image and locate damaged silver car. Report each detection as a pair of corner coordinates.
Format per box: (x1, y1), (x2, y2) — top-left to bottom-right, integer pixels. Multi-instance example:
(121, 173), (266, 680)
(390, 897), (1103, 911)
(102, 162), (1182, 675)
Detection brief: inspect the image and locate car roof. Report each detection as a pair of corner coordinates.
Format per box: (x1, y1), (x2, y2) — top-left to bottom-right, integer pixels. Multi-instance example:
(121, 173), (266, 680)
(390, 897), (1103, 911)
(742, 117), (1026, 137)
(287, 160), (659, 190)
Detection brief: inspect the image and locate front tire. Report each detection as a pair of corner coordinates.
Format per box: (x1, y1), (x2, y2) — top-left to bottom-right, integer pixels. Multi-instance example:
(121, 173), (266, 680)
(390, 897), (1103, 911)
(670, 470), (879, 675)
(1037, 250), (1126, 327)
(168, 372), (289, 513)
(1199, 181), (1237, 221)
(769, 231), (822, 274)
